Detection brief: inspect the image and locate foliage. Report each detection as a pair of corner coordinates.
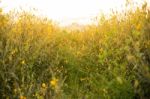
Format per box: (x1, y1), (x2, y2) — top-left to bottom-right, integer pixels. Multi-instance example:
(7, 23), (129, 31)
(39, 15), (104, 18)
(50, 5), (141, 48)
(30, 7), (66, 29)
(0, 1), (150, 99)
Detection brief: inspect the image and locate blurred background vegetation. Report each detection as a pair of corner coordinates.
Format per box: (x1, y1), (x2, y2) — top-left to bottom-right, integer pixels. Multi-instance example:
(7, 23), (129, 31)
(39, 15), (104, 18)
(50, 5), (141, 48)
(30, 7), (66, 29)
(0, 1), (150, 99)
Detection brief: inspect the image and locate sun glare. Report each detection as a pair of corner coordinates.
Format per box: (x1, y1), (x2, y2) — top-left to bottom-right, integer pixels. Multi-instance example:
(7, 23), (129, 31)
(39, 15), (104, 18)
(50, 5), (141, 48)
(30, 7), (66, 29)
(0, 0), (145, 25)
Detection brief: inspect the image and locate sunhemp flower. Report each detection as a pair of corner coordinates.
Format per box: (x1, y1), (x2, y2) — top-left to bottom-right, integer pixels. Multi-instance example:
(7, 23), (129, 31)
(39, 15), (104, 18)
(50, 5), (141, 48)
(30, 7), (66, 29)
(136, 24), (141, 30)
(20, 96), (26, 99)
(21, 60), (25, 65)
(50, 78), (58, 87)
(42, 83), (46, 88)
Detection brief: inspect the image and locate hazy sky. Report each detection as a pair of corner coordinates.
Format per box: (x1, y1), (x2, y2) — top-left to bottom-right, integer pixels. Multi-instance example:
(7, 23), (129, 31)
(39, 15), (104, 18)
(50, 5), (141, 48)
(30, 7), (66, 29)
(0, 0), (146, 25)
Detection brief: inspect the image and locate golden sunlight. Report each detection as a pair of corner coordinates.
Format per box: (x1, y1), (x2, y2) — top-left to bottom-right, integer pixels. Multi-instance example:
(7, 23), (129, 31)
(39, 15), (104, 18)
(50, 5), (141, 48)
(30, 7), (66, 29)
(0, 0), (128, 25)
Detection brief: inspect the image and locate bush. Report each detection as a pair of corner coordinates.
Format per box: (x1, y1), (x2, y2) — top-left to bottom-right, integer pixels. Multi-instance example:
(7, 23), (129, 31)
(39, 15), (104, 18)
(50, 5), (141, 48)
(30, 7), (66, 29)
(0, 1), (150, 99)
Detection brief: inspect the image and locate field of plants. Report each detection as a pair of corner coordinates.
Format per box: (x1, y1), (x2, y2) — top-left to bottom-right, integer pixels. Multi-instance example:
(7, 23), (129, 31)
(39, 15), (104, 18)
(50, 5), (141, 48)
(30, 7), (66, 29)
(0, 1), (150, 99)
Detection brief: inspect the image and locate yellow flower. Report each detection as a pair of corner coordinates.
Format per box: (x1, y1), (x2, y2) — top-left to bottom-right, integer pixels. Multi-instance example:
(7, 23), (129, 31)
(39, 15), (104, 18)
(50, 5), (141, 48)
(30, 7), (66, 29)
(20, 96), (26, 99)
(21, 60), (25, 65)
(42, 83), (46, 88)
(50, 78), (58, 87)
(136, 24), (141, 30)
